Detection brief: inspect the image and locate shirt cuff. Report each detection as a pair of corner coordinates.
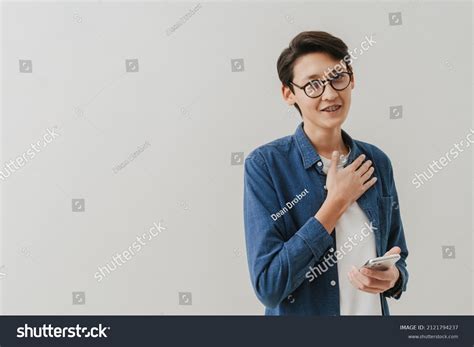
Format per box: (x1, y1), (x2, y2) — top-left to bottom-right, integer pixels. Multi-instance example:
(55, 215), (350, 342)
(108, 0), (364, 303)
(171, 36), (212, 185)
(294, 216), (334, 261)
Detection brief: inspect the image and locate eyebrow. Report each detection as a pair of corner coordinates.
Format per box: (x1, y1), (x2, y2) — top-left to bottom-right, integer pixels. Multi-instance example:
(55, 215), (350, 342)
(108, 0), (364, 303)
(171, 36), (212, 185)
(304, 68), (345, 82)
(304, 74), (321, 81)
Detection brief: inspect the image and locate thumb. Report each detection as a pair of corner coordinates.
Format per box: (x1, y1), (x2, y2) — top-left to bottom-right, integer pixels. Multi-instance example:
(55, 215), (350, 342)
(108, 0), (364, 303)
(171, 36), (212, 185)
(329, 151), (339, 174)
(384, 246), (401, 256)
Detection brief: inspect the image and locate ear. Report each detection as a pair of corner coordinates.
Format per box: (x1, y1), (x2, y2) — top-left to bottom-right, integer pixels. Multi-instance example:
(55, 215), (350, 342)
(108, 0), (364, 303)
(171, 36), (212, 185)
(281, 84), (296, 106)
(350, 72), (355, 90)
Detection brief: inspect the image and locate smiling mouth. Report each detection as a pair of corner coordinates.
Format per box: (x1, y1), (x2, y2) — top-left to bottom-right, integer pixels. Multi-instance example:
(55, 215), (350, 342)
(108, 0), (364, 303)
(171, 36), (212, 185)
(321, 105), (342, 113)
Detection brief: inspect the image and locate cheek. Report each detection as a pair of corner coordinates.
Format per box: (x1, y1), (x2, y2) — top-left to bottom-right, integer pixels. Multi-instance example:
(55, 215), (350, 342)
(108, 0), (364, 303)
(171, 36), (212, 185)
(342, 90), (352, 107)
(299, 97), (321, 111)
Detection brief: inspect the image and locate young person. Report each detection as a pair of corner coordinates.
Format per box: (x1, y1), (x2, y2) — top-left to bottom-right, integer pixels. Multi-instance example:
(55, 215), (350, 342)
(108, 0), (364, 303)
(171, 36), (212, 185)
(243, 31), (409, 315)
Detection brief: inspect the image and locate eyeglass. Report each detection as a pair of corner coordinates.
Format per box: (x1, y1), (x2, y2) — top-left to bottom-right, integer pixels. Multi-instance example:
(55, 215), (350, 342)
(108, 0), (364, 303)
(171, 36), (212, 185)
(290, 71), (353, 98)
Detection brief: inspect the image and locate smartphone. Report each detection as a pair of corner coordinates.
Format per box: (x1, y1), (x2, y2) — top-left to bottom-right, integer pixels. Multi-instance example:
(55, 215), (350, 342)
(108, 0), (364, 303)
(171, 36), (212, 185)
(362, 254), (400, 271)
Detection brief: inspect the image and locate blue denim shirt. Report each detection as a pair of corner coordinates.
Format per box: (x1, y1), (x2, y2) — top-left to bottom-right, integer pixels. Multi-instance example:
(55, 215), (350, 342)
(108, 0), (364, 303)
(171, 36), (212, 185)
(243, 122), (409, 315)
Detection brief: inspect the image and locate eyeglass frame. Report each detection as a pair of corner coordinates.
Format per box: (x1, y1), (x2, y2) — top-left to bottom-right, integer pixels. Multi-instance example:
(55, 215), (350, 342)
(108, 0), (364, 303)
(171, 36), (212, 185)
(289, 70), (353, 98)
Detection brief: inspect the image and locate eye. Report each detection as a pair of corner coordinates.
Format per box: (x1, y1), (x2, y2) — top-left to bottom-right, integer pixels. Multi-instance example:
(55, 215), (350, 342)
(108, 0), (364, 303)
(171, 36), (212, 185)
(309, 80), (324, 89)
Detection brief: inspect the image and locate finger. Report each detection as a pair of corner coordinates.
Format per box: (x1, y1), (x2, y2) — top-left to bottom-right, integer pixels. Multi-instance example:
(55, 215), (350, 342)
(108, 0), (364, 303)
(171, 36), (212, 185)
(356, 159), (372, 176)
(362, 176), (377, 189)
(348, 271), (381, 294)
(347, 154), (366, 172)
(384, 246), (401, 256)
(347, 270), (366, 289)
(328, 151), (339, 175)
(350, 266), (387, 291)
(360, 267), (393, 281)
(361, 166), (375, 182)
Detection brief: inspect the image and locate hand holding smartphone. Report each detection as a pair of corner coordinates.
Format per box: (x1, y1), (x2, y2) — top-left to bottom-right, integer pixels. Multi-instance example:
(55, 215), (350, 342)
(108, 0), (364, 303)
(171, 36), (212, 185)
(361, 254), (400, 271)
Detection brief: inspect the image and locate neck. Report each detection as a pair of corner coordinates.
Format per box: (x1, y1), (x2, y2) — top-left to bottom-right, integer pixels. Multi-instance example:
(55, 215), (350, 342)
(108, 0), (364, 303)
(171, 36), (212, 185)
(302, 121), (348, 159)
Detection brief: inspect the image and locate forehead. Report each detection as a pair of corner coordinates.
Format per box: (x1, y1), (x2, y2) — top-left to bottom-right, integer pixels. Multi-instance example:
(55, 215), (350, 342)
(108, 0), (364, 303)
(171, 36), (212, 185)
(292, 52), (342, 83)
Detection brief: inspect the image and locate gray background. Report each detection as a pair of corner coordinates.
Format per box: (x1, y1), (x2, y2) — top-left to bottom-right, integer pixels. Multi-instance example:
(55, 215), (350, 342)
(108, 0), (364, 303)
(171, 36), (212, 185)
(0, 1), (472, 315)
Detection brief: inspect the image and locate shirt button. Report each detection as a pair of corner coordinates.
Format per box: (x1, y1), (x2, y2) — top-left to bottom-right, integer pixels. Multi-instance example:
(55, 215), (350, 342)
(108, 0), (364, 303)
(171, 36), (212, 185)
(330, 280), (336, 286)
(317, 161), (322, 167)
(323, 185), (327, 190)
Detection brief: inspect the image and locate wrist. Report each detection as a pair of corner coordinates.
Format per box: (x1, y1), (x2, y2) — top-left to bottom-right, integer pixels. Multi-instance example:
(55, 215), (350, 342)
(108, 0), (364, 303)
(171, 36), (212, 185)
(385, 266), (403, 298)
(326, 195), (350, 215)
(392, 266), (401, 288)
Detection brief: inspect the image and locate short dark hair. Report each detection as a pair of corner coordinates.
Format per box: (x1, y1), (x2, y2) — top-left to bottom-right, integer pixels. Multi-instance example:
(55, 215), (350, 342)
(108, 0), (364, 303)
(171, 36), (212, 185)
(277, 31), (353, 116)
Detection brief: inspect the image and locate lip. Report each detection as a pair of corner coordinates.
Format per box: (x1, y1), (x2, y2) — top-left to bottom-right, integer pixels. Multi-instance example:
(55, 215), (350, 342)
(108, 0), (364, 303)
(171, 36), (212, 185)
(320, 104), (342, 112)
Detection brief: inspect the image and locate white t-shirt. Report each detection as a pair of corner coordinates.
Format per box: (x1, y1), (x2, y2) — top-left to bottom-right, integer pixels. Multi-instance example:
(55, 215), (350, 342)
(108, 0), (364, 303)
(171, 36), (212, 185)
(320, 152), (382, 316)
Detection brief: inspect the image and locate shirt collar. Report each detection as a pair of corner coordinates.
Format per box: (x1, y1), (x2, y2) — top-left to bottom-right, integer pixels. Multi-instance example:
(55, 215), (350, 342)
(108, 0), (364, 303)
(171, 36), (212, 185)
(294, 122), (362, 170)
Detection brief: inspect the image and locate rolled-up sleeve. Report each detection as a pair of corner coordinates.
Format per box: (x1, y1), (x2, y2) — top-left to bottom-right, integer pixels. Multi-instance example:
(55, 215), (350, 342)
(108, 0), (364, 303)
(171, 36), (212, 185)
(243, 151), (334, 308)
(383, 158), (409, 300)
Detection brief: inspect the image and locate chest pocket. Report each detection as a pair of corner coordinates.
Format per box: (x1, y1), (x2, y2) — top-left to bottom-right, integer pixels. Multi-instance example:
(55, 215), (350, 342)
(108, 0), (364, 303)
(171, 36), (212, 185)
(377, 195), (394, 250)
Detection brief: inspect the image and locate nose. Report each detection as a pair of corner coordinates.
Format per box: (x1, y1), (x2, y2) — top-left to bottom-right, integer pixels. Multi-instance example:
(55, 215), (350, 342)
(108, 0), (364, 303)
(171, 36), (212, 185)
(321, 82), (339, 101)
